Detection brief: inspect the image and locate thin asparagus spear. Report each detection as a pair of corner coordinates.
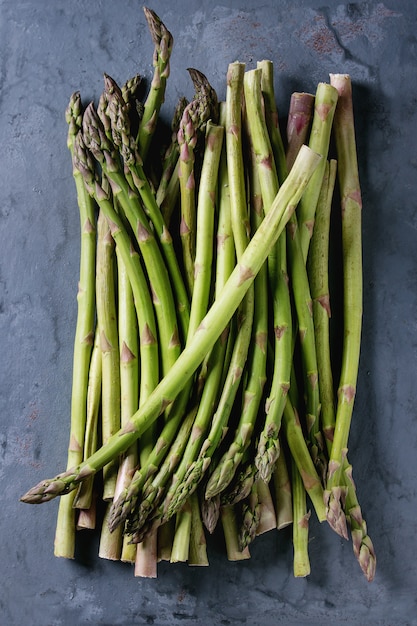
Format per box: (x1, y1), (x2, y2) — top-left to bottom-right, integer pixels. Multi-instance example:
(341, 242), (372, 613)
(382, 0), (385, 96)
(225, 62), (249, 258)
(324, 74), (363, 535)
(297, 82), (339, 262)
(54, 93), (96, 558)
(21, 144), (321, 505)
(73, 326), (102, 510)
(177, 70), (218, 296)
(291, 457), (311, 577)
(113, 255), (139, 564)
(324, 76), (369, 560)
(343, 462), (376, 582)
(136, 7), (173, 163)
(282, 396), (326, 522)
(156, 96), (188, 222)
(286, 92), (315, 172)
(308, 160), (338, 449)
(96, 209), (121, 501)
(257, 60), (287, 185)
(220, 457), (258, 507)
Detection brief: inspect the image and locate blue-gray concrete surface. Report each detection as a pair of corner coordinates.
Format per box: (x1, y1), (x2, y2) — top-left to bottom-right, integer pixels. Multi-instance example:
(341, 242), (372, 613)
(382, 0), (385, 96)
(1, 1), (416, 624)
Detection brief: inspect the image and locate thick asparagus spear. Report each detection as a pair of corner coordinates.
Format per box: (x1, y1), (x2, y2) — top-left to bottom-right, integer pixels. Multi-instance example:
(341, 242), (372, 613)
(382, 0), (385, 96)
(21, 145), (321, 505)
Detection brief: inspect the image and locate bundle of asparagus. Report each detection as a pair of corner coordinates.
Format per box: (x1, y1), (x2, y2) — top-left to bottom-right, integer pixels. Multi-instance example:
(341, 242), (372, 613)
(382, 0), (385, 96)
(20, 7), (376, 582)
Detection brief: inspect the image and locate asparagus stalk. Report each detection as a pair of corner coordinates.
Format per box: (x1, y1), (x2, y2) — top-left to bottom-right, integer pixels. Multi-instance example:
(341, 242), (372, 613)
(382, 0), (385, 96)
(21, 145), (321, 505)
(291, 457), (311, 577)
(324, 74), (362, 533)
(114, 255), (140, 564)
(323, 74), (365, 539)
(168, 117), (236, 508)
(136, 7), (173, 163)
(54, 93), (97, 558)
(282, 397), (326, 522)
(296, 82), (339, 262)
(156, 96), (188, 222)
(73, 327), (102, 510)
(177, 70), (218, 297)
(96, 209), (121, 500)
(308, 160), (338, 448)
(257, 60), (287, 185)
(286, 92), (315, 171)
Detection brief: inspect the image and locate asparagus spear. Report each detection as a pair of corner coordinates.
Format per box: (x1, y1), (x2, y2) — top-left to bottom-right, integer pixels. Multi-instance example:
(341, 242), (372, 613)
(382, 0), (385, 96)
(156, 96), (188, 223)
(136, 7), (173, 163)
(73, 326), (102, 511)
(322, 75), (376, 582)
(177, 70), (219, 296)
(324, 74), (363, 534)
(285, 92), (315, 172)
(114, 255), (140, 564)
(96, 210), (121, 500)
(307, 159), (338, 448)
(296, 82), (339, 262)
(291, 457), (311, 577)
(54, 93), (97, 558)
(21, 145), (321, 505)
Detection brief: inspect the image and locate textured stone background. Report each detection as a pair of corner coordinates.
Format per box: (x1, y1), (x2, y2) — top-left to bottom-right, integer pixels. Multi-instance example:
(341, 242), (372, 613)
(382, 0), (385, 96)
(1, 1), (416, 624)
